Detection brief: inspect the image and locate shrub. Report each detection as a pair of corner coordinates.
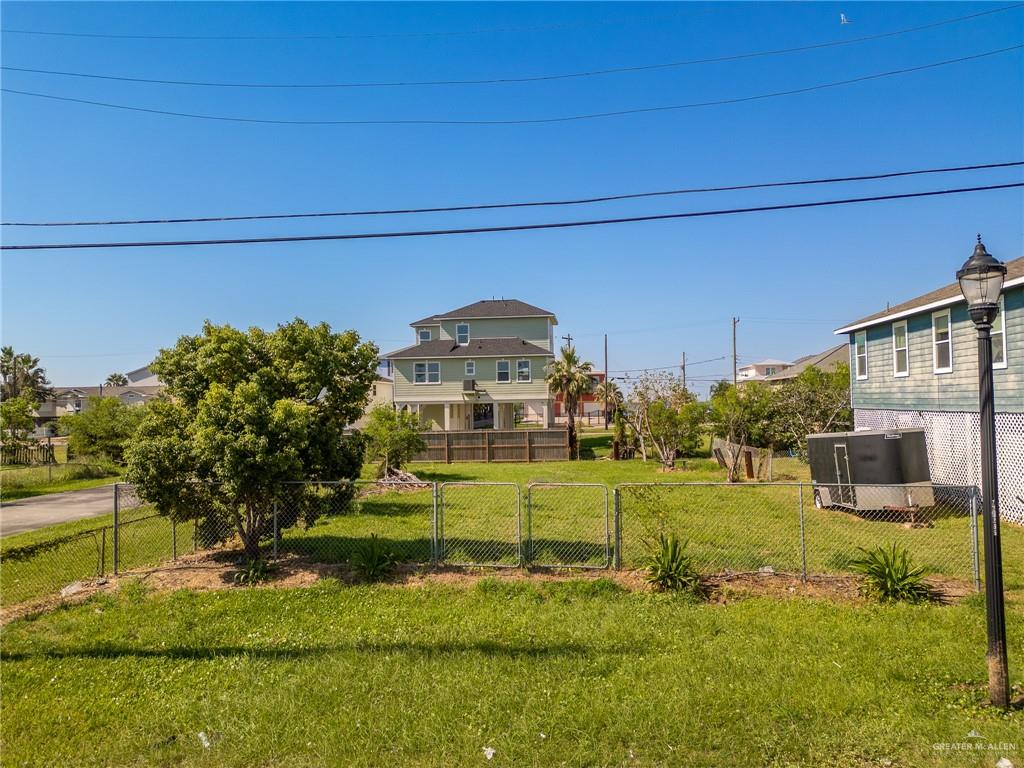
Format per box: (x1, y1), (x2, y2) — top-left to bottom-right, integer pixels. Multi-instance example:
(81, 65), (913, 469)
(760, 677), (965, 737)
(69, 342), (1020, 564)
(850, 544), (933, 604)
(234, 558), (273, 586)
(350, 535), (396, 581)
(644, 533), (702, 593)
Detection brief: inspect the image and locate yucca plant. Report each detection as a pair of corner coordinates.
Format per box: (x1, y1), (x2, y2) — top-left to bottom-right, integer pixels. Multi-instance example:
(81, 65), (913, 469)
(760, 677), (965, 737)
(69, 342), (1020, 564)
(351, 535), (397, 581)
(644, 533), (702, 593)
(234, 557), (273, 586)
(850, 544), (933, 604)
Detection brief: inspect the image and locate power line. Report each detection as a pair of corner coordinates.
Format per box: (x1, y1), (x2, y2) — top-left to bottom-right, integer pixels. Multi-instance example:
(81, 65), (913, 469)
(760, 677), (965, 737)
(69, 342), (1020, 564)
(4, 5), (1019, 88)
(609, 356), (728, 374)
(4, 182), (1020, 251)
(0, 9), (704, 40)
(3, 45), (1020, 126)
(5, 160), (1019, 228)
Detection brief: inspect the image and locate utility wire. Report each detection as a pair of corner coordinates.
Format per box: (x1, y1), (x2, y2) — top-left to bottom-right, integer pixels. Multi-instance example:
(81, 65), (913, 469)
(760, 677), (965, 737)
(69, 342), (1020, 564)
(0, 9), (707, 40)
(4, 182), (1020, 251)
(5, 160), (1018, 228)
(3, 45), (1021, 126)
(4, 5), (1019, 88)
(609, 356), (728, 373)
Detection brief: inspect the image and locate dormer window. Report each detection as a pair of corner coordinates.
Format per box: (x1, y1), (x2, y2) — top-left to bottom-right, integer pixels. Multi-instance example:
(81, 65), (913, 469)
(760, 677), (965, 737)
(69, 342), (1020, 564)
(418, 329), (431, 343)
(456, 323), (470, 345)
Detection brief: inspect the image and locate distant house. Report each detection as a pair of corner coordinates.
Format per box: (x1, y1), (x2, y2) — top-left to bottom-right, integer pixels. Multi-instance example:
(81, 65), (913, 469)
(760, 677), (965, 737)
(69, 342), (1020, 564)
(124, 365), (161, 387)
(382, 299), (557, 431)
(348, 376), (395, 430)
(763, 344), (847, 385)
(554, 372), (606, 421)
(738, 358), (792, 381)
(834, 255), (1023, 523)
(34, 384), (164, 427)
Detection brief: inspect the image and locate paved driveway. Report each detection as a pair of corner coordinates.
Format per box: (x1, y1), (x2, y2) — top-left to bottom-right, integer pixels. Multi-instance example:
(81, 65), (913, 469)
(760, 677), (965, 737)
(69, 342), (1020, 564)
(0, 485), (115, 538)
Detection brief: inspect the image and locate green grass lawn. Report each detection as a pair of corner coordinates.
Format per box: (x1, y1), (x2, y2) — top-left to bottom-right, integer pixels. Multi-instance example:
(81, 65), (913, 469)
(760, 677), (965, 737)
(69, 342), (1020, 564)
(0, 461), (121, 501)
(1, 579), (1022, 768)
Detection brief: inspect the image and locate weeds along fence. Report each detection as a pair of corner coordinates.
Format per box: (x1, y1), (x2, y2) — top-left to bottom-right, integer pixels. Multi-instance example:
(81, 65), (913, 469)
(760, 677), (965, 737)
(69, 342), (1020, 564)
(2, 481), (1010, 607)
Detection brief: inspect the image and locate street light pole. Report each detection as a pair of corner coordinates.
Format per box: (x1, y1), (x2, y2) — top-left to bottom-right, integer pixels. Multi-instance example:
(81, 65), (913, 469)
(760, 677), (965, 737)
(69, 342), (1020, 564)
(957, 235), (1009, 708)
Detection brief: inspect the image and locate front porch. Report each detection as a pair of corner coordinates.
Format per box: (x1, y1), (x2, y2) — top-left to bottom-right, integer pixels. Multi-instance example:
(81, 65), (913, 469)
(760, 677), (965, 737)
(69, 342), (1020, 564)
(403, 399), (553, 431)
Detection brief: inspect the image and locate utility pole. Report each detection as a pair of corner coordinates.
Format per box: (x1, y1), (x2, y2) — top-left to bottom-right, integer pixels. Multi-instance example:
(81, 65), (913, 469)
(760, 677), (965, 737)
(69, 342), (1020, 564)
(561, 333), (574, 349)
(732, 317), (740, 386)
(680, 352), (686, 390)
(603, 334), (609, 430)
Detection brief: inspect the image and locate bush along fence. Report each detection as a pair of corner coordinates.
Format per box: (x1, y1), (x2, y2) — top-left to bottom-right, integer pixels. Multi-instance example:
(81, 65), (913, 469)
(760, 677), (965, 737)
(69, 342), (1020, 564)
(2, 480), (1005, 607)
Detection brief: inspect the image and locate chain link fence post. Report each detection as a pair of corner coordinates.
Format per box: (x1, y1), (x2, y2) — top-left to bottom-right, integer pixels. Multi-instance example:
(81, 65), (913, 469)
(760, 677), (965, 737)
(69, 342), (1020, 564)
(112, 483), (120, 575)
(431, 482), (439, 566)
(613, 487), (621, 570)
(172, 519), (177, 561)
(970, 486), (981, 591)
(272, 500), (279, 559)
(799, 484), (808, 582)
(526, 486), (533, 565)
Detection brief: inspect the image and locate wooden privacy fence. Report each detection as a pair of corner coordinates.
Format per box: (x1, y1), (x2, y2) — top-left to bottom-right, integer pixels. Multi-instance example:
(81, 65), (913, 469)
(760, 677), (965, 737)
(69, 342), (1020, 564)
(413, 429), (570, 463)
(1, 443), (57, 466)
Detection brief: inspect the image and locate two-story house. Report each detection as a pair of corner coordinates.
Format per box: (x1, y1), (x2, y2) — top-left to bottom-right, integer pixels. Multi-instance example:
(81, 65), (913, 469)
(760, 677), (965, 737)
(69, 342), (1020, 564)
(382, 299), (557, 431)
(834, 254), (1023, 523)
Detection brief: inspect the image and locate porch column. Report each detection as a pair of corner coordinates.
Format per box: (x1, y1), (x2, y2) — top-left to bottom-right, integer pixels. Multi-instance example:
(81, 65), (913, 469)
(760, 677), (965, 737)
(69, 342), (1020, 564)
(444, 403), (452, 431)
(542, 401), (551, 428)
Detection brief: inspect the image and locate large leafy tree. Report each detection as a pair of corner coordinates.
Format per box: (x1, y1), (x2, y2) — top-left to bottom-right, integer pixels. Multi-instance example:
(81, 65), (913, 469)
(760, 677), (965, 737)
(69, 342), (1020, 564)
(545, 345), (594, 458)
(125, 319), (378, 560)
(773, 363), (852, 457)
(0, 396), (36, 445)
(362, 405), (426, 477)
(0, 346), (53, 404)
(620, 372), (704, 467)
(60, 396), (146, 463)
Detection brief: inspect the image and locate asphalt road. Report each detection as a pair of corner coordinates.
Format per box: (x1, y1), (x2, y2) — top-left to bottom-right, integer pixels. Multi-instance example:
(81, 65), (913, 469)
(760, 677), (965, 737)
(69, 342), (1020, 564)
(0, 485), (115, 538)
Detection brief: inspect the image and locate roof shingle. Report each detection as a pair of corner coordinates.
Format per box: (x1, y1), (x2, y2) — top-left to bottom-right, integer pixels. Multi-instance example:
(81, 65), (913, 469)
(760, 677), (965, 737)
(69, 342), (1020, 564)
(384, 337), (552, 359)
(412, 299), (555, 325)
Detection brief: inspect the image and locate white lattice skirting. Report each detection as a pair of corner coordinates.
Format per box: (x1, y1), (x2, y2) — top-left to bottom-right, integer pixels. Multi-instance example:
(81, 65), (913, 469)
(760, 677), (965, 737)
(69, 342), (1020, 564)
(854, 409), (1024, 525)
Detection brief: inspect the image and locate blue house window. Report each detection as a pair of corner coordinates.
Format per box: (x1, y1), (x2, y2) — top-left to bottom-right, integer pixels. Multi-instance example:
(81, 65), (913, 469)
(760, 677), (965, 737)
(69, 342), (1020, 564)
(854, 331), (868, 380)
(893, 320), (909, 378)
(932, 310), (952, 374)
(993, 297), (1007, 369)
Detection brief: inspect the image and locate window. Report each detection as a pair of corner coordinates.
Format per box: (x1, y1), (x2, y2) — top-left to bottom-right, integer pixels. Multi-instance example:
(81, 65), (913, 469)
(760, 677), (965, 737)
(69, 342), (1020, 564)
(456, 323), (470, 345)
(414, 361), (440, 384)
(993, 296), (1007, 369)
(496, 360), (510, 383)
(465, 360), (475, 377)
(854, 331), (868, 380)
(764, 367), (776, 376)
(517, 359), (531, 382)
(932, 310), (952, 373)
(418, 329), (431, 343)
(892, 320), (909, 377)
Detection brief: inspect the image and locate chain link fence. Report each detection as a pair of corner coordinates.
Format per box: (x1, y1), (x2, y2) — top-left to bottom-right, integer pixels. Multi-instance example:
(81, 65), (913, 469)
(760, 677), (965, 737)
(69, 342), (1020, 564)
(438, 482), (521, 567)
(527, 483), (609, 568)
(3, 480), (1010, 607)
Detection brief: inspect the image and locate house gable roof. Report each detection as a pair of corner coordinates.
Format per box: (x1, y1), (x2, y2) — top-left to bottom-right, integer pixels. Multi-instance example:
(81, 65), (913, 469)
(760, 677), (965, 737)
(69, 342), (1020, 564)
(764, 344), (848, 382)
(411, 299), (556, 326)
(835, 255), (1024, 335)
(384, 337), (552, 359)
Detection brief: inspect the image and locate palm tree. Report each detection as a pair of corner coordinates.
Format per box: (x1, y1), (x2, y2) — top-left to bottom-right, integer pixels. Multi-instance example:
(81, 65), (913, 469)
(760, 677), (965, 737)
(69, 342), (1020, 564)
(105, 372), (129, 387)
(0, 346), (53, 404)
(545, 345), (593, 458)
(592, 379), (623, 417)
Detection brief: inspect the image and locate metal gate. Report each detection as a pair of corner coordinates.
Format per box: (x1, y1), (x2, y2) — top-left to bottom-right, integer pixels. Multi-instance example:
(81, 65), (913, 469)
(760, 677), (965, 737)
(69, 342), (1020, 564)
(438, 482), (521, 567)
(527, 483), (610, 568)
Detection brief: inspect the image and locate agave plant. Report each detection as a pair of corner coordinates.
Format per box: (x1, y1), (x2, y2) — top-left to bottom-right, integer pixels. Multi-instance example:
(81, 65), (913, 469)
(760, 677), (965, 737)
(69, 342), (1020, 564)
(351, 535), (397, 581)
(644, 533), (702, 593)
(234, 557), (273, 586)
(850, 543), (933, 604)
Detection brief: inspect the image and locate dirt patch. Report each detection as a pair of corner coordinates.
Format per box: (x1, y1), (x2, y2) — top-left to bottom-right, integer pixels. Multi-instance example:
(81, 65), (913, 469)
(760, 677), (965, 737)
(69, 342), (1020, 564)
(0, 554), (977, 625)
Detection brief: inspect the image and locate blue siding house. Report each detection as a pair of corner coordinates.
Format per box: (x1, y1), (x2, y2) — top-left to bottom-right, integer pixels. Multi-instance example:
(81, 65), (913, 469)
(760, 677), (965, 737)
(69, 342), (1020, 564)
(835, 254), (1024, 524)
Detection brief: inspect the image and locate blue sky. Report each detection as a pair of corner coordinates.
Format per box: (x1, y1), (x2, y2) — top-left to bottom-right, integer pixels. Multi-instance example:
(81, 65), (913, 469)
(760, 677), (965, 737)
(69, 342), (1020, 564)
(1, 1), (1022, 394)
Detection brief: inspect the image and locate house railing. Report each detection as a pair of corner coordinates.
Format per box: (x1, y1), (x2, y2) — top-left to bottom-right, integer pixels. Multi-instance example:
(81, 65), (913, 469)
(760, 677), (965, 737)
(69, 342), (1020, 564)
(412, 428), (570, 463)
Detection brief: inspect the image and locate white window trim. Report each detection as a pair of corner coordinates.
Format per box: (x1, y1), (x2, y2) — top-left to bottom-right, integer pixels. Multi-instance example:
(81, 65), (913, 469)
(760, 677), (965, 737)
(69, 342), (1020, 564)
(418, 328), (432, 342)
(413, 360), (441, 385)
(465, 360), (475, 377)
(892, 320), (909, 378)
(932, 309), (953, 374)
(456, 323), (470, 346)
(854, 331), (868, 381)
(516, 359), (531, 383)
(993, 296), (1007, 370)
(496, 359), (511, 383)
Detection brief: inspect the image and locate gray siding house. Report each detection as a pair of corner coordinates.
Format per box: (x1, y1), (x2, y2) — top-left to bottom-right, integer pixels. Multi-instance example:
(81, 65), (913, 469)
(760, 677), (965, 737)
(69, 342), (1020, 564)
(383, 299), (557, 431)
(835, 255), (1024, 523)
